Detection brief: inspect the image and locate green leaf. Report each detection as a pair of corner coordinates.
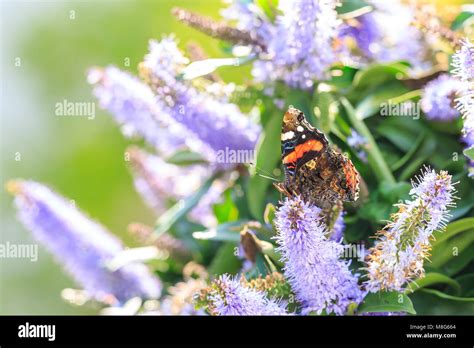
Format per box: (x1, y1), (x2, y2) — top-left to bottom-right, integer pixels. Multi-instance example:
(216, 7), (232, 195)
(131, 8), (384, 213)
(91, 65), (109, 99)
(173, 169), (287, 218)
(286, 88), (314, 123)
(208, 243), (241, 276)
(313, 91), (337, 133)
(451, 11), (474, 30)
(337, 0), (372, 18)
(357, 291), (416, 314)
(154, 173), (219, 236)
(398, 137), (436, 181)
(455, 273), (474, 297)
(463, 145), (474, 161)
(263, 203), (277, 225)
(406, 273), (461, 295)
(379, 181), (411, 202)
(420, 289), (474, 302)
(352, 63), (409, 91)
(328, 66), (358, 89)
(355, 81), (409, 119)
(106, 246), (162, 271)
(260, 240), (283, 267)
(390, 132), (424, 171)
(376, 117), (425, 152)
(358, 182), (410, 223)
(255, 253), (270, 275)
(166, 150), (207, 166)
(432, 218), (474, 247)
(430, 230), (474, 269)
(192, 221), (245, 242)
(255, 0), (279, 22)
(433, 244), (474, 277)
(180, 56), (254, 80)
(213, 190), (239, 224)
(247, 110), (283, 219)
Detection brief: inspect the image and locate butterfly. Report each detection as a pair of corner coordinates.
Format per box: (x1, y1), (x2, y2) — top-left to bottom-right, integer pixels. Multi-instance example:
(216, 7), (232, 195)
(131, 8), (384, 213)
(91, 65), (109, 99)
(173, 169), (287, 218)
(274, 107), (359, 210)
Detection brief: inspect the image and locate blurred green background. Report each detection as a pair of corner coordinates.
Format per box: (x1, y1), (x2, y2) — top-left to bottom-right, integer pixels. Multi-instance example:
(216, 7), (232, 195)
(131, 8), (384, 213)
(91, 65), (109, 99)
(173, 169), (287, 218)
(0, 0), (231, 315)
(0, 0), (470, 315)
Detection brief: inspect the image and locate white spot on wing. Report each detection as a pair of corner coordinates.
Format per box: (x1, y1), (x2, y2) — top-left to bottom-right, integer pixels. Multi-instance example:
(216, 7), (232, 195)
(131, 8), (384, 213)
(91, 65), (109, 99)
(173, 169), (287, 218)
(281, 131), (295, 141)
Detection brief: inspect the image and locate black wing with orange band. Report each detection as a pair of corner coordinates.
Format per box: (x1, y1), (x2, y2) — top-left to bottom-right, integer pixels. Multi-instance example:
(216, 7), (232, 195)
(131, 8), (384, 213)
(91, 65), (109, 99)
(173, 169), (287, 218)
(280, 107), (328, 179)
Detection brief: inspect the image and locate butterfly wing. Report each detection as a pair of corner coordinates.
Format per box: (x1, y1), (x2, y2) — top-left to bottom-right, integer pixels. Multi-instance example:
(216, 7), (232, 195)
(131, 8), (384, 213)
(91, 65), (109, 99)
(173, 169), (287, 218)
(280, 107), (328, 182)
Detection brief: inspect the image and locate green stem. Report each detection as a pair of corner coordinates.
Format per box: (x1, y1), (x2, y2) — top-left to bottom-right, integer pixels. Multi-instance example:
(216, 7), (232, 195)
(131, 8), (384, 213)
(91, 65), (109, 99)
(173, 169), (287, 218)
(340, 97), (396, 184)
(154, 172), (221, 236)
(388, 89), (422, 104)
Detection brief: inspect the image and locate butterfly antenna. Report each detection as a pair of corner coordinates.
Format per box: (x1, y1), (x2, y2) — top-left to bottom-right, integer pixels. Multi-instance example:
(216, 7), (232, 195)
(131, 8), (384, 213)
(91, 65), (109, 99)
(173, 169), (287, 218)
(256, 173), (279, 182)
(248, 162), (280, 182)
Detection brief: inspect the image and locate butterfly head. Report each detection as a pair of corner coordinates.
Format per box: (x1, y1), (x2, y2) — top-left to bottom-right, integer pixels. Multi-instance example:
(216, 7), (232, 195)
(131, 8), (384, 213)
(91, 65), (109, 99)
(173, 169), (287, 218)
(282, 107), (307, 135)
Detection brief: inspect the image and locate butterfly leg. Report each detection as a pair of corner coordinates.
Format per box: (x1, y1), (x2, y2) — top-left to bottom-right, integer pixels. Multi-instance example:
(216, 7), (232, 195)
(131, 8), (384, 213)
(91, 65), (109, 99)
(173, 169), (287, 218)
(273, 182), (293, 198)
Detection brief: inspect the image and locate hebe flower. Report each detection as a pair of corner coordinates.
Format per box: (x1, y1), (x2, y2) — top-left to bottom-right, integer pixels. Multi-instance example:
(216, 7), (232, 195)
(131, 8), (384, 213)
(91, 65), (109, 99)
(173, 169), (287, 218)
(330, 211), (346, 242)
(341, 1), (430, 71)
(88, 66), (188, 157)
(452, 39), (474, 82)
(340, 12), (381, 60)
(256, 0), (340, 89)
(366, 169), (456, 292)
(452, 39), (474, 177)
(128, 147), (228, 227)
(275, 196), (363, 315)
(141, 37), (261, 169)
(128, 147), (207, 212)
(158, 278), (207, 315)
(7, 180), (162, 304)
(421, 74), (459, 121)
(206, 274), (287, 315)
(462, 127), (474, 178)
(367, 1), (429, 71)
(220, 0), (274, 45)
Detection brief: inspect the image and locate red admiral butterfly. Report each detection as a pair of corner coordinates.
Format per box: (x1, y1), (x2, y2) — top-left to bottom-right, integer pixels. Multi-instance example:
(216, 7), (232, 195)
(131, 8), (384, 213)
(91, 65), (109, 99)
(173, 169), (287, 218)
(275, 107), (359, 209)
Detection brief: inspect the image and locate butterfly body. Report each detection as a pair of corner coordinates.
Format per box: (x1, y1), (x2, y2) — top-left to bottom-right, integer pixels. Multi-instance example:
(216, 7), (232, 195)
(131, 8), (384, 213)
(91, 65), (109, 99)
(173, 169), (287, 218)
(276, 107), (359, 209)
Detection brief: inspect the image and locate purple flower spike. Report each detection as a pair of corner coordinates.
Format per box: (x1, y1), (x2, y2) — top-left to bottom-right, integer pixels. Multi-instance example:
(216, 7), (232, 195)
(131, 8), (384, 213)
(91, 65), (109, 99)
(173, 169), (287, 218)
(88, 66), (188, 157)
(275, 196), (363, 315)
(128, 147), (209, 212)
(451, 39), (474, 177)
(340, 1), (430, 71)
(366, 169), (456, 292)
(340, 12), (381, 59)
(8, 180), (162, 304)
(220, 0), (274, 44)
(330, 210), (346, 242)
(256, 0), (340, 89)
(452, 39), (474, 82)
(128, 147), (229, 227)
(208, 274), (287, 315)
(421, 74), (460, 121)
(142, 37), (261, 168)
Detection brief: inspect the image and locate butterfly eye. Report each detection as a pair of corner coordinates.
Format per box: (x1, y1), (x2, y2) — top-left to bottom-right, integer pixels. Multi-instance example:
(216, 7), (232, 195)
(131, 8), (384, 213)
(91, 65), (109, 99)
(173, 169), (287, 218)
(297, 112), (305, 122)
